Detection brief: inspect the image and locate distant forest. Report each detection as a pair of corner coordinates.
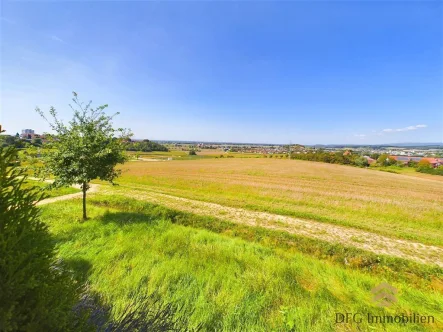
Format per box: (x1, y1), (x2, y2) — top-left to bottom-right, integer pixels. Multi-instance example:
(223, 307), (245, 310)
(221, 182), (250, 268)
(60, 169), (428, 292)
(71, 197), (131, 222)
(1, 135), (169, 153)
(125, 139), (169, 152)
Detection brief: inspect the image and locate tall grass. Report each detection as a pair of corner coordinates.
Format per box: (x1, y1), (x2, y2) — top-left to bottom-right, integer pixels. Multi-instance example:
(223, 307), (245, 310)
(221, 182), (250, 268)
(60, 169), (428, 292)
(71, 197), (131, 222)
(42, 196), (443, 331)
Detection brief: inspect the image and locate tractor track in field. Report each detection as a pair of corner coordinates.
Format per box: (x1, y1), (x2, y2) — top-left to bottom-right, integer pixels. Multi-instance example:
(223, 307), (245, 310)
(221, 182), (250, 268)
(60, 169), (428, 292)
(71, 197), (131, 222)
(38, 183), (443, 268)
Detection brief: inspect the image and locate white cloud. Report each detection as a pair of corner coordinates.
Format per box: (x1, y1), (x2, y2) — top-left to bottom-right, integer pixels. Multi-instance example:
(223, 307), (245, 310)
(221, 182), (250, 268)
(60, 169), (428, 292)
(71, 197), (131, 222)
(50, 35), (65, 44)
(381, 124), (427, 133)
(354, 124), (428, 141)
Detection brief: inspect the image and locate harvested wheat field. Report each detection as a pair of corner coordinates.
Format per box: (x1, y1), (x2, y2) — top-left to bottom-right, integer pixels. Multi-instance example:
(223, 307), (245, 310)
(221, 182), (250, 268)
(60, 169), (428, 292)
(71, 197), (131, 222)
(115, 158), (443, 247)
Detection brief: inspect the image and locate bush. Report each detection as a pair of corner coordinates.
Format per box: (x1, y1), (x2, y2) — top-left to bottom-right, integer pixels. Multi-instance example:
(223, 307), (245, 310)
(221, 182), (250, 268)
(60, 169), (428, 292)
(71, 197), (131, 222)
(354, 156), (369, 167)
(416, 165), (443, 176)
(189, 150), (197, 156)
(0, 146), (81, 331)
(417, 159), (432, 171)
(376, 154), (395, 166)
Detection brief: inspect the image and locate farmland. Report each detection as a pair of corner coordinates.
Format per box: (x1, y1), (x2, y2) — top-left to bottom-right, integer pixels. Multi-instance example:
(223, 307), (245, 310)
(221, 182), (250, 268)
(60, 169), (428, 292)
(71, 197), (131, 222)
(36, 157), (443, 331)
(3, 1), (442, 330)
(115, 158), (443, 246)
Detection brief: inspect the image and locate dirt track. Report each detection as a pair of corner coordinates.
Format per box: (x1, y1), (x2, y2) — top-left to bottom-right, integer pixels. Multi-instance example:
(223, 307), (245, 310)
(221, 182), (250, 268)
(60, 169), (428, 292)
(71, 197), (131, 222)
(38, 184), (443, 267)
(36, 183), (100, 206)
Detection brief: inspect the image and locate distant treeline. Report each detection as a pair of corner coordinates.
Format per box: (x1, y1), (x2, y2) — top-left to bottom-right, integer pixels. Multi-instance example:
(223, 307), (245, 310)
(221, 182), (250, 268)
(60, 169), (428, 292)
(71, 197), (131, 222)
(1, 134), (41, 148)
(290, 150), (443, 176)
(125, 140), (169, 152)
(290, 150), (370, 167)
(1, 135), (170, 153)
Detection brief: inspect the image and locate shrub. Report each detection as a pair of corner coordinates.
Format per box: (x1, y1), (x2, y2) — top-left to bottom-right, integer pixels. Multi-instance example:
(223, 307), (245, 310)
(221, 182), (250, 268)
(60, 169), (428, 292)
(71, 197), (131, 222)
(189, 150), (197, 156)
(416, 165), (443, 176)
(0, 146), (82, 331)
(376, 154), (391, 166)
(417, 159), (432, 171)
(354, 156), (369, 168)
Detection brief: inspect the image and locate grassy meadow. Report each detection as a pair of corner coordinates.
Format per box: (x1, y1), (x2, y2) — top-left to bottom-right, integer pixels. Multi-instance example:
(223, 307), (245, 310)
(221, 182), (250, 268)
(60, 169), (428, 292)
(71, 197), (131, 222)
(36, 157), (443, 330)
(127, 149), (265, 160)
(43, 195), (443, 331)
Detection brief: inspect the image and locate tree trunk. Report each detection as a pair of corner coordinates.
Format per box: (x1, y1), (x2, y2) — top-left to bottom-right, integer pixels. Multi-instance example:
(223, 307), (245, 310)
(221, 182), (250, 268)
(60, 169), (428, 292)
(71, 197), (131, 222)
(82, 182), (87, 220)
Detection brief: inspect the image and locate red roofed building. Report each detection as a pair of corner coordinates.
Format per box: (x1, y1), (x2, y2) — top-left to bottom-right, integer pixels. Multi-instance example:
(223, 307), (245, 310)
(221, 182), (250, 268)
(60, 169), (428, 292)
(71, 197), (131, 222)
(363, 156), (376, 164)
(421, 158), (442, 168)
(390, 156), (442, 168)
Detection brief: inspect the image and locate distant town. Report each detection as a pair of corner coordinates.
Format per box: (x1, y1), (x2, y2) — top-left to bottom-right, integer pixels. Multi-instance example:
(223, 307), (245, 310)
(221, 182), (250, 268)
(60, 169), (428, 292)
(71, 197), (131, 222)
(2, 128), (442, 168)
(157, 140), (443, 164)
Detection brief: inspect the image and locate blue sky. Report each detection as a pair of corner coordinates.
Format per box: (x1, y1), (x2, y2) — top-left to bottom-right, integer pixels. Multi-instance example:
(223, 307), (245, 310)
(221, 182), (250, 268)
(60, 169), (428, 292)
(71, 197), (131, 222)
(1, 1), (442, 144)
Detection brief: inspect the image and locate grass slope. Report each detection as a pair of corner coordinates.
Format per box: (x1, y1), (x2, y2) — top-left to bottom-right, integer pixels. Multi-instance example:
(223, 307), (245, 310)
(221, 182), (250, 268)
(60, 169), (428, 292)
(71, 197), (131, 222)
(42, 195), (443, 331)
(113, 158), (443, 246)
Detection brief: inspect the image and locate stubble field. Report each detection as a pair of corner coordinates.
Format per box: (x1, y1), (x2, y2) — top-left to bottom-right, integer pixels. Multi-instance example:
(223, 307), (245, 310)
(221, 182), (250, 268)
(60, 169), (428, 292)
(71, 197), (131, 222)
(116, 158), (443, 246)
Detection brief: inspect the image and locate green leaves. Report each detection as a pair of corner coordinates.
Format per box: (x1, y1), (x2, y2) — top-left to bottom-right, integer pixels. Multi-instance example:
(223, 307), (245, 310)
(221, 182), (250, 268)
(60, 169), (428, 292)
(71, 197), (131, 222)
(0, 146), (81, 330)
(37, 92), (132, 218)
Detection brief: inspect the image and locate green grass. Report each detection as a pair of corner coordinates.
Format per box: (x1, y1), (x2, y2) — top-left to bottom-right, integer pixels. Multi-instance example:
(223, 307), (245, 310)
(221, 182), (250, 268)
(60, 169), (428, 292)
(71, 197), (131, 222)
(42, 195), (443, 331)
(127, 150), (216, 161)
(127, 150), (264, 160)
(111, 159), (443, 246)
(375, 165), (442, 177)
(22, 179), (80, 198)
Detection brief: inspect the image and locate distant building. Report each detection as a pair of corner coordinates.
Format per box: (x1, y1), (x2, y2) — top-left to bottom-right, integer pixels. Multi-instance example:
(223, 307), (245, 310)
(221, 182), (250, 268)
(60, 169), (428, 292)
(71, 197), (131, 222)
(20, 129), (45, 141)
(390, 156), (442, 168)
(421, 158), (442, 168)
(363, 156), (376, 164)
(21, 129), (35, 139)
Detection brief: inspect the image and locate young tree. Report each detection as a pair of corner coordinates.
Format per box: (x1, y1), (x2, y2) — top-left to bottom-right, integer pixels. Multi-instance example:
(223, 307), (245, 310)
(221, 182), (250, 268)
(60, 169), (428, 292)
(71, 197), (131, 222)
(37, 92), (132, 220)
